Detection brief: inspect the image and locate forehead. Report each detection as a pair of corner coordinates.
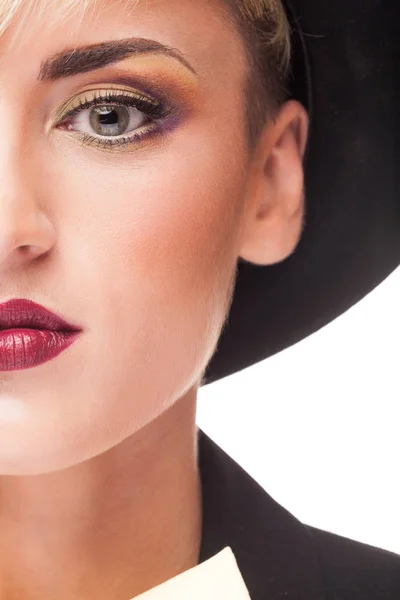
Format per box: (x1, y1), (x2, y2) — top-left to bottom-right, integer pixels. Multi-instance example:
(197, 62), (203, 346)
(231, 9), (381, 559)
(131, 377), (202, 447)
(0, 0), (248, 82)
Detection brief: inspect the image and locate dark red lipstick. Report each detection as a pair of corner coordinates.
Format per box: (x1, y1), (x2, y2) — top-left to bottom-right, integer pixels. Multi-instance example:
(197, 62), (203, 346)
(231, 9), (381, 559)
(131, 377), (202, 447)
(0, 299), (82, 371)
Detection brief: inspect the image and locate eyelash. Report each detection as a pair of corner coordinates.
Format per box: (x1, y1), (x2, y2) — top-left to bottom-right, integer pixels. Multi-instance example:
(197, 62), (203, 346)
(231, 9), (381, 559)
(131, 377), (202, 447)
(57, 89), (173, 150)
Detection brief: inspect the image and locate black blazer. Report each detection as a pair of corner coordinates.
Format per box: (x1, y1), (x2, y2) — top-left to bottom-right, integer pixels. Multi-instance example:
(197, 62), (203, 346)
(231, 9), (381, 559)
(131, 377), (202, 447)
(197, 429), (400, 599)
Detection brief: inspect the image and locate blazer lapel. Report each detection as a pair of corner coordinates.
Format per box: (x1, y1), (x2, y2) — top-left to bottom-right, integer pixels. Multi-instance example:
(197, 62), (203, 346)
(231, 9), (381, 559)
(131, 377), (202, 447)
(197, 428), (327, 599)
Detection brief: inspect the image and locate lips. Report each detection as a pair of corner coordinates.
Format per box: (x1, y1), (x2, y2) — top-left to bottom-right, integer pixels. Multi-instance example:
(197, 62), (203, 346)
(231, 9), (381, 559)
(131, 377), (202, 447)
(0, 299), (82, 332)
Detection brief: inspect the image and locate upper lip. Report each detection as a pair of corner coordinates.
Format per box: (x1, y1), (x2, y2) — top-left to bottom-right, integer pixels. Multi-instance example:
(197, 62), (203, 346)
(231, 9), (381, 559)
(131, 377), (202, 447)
(0, 299), (82, 332)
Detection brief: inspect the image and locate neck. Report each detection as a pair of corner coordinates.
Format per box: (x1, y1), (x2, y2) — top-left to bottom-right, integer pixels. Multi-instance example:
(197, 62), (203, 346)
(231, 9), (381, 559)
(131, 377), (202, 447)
(0, 390), (202, 600)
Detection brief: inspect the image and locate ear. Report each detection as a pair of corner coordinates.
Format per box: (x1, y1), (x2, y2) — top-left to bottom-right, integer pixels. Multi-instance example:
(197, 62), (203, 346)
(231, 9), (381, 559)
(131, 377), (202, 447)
(238, 100), (309, 266)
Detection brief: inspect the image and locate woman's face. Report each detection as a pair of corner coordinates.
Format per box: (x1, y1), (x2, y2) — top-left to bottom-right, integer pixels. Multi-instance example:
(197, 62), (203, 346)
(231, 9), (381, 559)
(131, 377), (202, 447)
(0, 0), (278, 474)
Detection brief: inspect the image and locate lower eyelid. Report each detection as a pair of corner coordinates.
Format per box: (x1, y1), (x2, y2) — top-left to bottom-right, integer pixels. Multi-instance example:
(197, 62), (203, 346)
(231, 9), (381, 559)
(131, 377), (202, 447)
(60, 119), (166, 152)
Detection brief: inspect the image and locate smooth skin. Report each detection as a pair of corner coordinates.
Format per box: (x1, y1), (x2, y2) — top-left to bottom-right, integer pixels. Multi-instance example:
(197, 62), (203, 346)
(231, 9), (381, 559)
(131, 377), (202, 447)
(0, 0), (308, 598)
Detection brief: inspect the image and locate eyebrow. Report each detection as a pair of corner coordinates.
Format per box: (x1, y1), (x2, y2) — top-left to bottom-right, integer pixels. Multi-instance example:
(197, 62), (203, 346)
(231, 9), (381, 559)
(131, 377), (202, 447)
(38, 37), (197, 81)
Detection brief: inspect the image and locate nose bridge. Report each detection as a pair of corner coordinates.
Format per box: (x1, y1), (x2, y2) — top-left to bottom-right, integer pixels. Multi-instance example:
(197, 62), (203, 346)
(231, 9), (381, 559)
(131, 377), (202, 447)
(0, 119), (52, 265)
(0, 124), (36, 213)
(0, 91), (32, 186)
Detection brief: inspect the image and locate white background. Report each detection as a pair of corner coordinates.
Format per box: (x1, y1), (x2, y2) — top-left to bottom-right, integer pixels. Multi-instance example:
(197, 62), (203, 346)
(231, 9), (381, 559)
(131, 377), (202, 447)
(197, 265), (400, 555)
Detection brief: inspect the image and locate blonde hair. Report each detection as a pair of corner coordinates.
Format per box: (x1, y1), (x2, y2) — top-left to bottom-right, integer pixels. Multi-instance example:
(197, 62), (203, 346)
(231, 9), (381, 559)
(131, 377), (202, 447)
(233, 0), (291, 77)
(0, 0), (292, 147)
(224, 0), (293, 146)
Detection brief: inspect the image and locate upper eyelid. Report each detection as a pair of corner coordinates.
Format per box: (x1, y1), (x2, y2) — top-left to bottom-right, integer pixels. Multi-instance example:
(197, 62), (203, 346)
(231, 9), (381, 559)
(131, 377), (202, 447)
(44, 75), (194, 144)
(43, 64), (201, 131)
(53, 87), (161, 121)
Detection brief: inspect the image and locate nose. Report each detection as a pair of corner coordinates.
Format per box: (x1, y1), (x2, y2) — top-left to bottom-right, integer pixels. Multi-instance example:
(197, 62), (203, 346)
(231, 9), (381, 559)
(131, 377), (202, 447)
(0, 153), (55, 271)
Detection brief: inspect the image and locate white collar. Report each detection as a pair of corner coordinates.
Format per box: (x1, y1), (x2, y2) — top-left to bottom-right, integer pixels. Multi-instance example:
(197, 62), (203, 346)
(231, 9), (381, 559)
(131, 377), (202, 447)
(133, 547), (250, 599)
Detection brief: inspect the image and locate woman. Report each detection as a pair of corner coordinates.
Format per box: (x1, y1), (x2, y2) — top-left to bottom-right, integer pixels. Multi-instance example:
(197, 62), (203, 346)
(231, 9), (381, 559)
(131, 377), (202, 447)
(0, 0), (398, 598)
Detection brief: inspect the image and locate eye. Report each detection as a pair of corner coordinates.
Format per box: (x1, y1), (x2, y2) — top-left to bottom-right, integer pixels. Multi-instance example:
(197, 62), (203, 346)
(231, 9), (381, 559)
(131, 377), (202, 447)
(56, 89), (173, 149)
(76, 104), (146, 136)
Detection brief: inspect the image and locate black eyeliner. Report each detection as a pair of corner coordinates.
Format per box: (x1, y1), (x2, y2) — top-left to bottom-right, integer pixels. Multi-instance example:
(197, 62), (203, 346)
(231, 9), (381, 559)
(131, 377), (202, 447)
(61, 90), (172, 122)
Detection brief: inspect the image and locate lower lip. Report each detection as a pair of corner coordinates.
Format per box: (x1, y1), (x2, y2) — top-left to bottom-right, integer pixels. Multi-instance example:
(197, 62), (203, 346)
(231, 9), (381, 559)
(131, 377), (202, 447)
(0, 329), (81, 371)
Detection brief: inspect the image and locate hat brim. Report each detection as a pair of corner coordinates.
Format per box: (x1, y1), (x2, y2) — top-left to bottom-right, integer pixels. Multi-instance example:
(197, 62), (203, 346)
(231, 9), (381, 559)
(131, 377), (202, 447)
(203, 0), (399, 385)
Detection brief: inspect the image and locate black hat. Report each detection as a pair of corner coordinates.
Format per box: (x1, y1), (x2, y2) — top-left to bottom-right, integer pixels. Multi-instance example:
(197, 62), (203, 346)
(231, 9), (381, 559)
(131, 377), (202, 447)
(203, 0), (399, 385)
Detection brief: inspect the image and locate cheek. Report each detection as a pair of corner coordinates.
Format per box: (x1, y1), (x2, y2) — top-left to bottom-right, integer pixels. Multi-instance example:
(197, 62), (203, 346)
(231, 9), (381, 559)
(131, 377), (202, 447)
(64, 124), (248, 331)
(99, 132), (246, 358)
(29, 126), (248, 469)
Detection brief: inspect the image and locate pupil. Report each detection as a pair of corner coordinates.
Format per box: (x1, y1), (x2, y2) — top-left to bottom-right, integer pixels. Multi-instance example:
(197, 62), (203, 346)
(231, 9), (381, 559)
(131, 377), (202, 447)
(99, 109), (117, 125)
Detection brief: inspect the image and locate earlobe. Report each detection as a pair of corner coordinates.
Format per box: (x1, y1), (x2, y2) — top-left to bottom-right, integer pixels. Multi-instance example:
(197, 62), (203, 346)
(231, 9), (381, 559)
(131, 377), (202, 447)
(238, 101), (309, 266)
